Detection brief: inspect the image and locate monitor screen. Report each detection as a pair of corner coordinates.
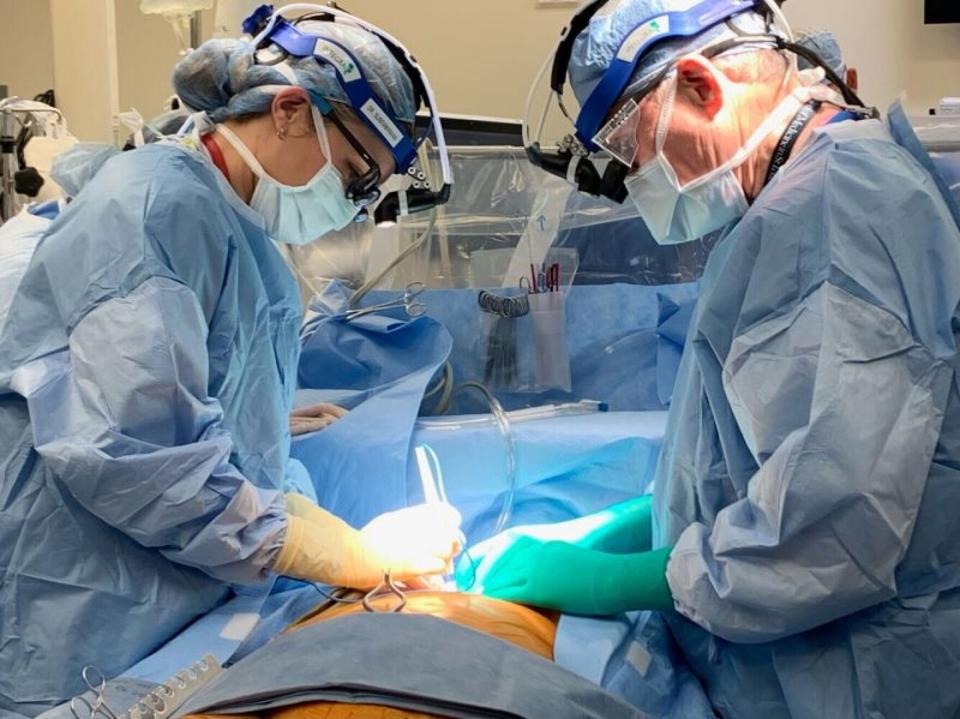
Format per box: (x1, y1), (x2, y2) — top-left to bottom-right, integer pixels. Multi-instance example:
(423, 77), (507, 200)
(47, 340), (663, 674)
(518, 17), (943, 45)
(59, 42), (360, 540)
(415, 114), (523, 147)
(926, 0), (960, 24)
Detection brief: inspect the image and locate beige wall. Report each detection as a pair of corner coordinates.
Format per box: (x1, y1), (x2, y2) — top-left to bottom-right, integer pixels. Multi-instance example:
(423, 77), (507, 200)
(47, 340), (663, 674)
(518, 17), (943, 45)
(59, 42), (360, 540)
(3, 1), (959, 141)
(112, 0), (577, 135)
(264, 0), (960, 139)
(115, 0), (189, 119)
(244, 0), (960, 137)
(901, 14), (960, 114)
(786, 0), (960, 115)
(49, 0), (120, 142)
(339, 0), (576, 121)
(342, 0), (960, 125)
(0, 0), (55, 99)
(115, 3), (220, 119)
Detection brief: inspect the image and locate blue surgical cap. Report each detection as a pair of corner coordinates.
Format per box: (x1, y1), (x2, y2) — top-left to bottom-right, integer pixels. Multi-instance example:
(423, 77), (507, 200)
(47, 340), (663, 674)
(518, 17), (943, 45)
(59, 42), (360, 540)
(796, 31), (847, 79)
(568, 0), (779, 108)
(50, 143), (120, 198)
(172, 20), (416, 124)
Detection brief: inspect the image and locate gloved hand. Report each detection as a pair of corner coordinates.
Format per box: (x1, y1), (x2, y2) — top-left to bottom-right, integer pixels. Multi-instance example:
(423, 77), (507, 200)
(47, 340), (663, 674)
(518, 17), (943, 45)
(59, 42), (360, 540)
(290, 403), (348, 436)
(456, 495), (654, 592)
(275, 493), (462, 589)
(479, 537), (674, 616)
(455, 524), (562, 592)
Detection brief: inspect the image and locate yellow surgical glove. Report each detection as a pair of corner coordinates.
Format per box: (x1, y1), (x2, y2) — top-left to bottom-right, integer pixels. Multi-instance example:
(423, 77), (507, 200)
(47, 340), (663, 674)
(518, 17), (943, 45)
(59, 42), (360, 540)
(274, 494), (462, 589)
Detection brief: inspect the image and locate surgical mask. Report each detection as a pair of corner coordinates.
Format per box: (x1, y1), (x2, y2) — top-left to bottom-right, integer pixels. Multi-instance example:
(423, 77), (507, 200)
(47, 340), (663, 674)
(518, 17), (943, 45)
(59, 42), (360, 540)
(616, 63), (842, 246)
(215, 105), (360, 245)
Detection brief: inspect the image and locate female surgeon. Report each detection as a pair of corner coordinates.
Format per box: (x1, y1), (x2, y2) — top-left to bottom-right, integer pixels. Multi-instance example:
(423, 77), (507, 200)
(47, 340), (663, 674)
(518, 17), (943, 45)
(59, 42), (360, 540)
(0, 9), (460, 716)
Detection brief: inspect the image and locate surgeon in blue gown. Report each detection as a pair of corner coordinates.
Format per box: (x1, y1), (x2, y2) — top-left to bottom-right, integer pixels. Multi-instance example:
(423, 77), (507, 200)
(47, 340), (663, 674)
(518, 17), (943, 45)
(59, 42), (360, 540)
(0, 14), (462, 717)
(467, 1), (960, 717)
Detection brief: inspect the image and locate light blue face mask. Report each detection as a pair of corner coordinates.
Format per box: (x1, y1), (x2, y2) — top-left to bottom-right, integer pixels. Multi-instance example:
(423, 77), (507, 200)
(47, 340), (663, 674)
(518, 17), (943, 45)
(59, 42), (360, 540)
(623, 63), (842, 246)
(216, 106), (361, 245)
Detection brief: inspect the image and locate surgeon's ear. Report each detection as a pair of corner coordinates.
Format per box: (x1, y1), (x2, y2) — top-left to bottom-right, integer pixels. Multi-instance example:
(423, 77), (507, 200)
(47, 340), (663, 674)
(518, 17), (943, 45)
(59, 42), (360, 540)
(270, 87), (310, 137)
(675, 56), (724, 120)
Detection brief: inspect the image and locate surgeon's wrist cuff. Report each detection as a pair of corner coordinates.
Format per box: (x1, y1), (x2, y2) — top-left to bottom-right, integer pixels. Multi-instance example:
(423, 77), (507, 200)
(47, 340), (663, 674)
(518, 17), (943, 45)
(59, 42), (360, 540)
(272, 513), (308, 576)
(644, 546), (675, 611)
(619, 546), (675, 612)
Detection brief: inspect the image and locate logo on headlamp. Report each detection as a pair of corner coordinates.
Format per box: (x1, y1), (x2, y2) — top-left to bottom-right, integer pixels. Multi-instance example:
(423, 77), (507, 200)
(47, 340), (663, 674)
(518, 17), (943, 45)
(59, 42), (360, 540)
(313, 39), (361, 82)
(617, 16), (672, 61)
(361, 100), (403, 148)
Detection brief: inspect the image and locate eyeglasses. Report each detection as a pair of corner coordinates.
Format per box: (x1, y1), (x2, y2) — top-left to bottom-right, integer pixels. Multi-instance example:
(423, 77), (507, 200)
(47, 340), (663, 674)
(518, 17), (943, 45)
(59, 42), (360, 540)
(310, 96), (383, 209)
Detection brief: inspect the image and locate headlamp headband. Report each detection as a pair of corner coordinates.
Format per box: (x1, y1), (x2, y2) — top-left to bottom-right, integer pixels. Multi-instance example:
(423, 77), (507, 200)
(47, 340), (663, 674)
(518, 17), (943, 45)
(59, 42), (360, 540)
(243, 4), (454, 224)
(525, 0), (872, 203)
(572, 0), (759, 152)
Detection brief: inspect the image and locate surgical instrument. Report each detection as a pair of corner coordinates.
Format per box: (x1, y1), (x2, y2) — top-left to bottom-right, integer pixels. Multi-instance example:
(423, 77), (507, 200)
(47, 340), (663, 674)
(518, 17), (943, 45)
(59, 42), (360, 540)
(361, 571), (408, 613)
(124, 654), (222, 719)
(68, 656), (223, 719)
(523, 263), (560, 294)
(70, 666), (119, 719)
(344, 281), (427, 321)
(478, 290), (529, 319)
(70, 696), (116, 719)
(478, 290), (528, 388)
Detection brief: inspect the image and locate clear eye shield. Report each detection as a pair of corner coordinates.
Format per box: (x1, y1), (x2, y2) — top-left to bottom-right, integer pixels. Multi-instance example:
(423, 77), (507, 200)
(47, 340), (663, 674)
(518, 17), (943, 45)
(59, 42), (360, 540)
(243, 3), (453, 225)
(525, 0), (874, 203)
(592, 96), (647, 169)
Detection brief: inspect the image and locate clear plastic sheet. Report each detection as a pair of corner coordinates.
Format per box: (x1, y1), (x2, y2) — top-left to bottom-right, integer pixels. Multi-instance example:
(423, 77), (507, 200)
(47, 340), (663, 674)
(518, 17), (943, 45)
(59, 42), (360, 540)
(285, 146), (716, 297)
(286, 144), (713, 416)
(286, 113), (960, 297)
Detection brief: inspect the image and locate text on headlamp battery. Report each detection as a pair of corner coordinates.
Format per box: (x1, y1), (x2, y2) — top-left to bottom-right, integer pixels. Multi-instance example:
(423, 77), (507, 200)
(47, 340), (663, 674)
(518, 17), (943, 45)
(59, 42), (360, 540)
(617, 16), (672, 61)
(313, 39), (362, 83)
(361, 99), (404, 147)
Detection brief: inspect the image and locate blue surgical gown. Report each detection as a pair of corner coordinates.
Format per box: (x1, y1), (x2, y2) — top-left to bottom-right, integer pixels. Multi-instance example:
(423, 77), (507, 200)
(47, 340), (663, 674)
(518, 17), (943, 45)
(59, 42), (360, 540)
(0, 142), (302, 716)
(651, 108), (960, 717)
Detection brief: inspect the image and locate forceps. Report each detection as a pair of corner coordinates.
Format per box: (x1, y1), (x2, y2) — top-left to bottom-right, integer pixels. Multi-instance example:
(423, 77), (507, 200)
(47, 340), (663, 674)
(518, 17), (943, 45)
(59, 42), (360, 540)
(312, 571), (408, 613)
(345, 282), (427, 321)
(361, 571), (408, 613)
(70, 666), (118, 719)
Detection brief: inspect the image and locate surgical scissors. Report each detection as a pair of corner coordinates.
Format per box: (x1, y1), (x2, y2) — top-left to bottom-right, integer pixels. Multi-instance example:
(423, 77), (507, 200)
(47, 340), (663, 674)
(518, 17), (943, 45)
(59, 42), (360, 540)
(345, 282), (427, 321)
(69, 666), (119, 719)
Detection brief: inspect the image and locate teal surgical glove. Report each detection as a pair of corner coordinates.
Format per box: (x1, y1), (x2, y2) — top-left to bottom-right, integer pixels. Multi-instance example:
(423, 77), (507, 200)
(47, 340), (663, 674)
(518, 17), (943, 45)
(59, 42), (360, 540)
(575, 494), (654, 553)
(481, 537), (674, 616)
(455, 495), (654, 592)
